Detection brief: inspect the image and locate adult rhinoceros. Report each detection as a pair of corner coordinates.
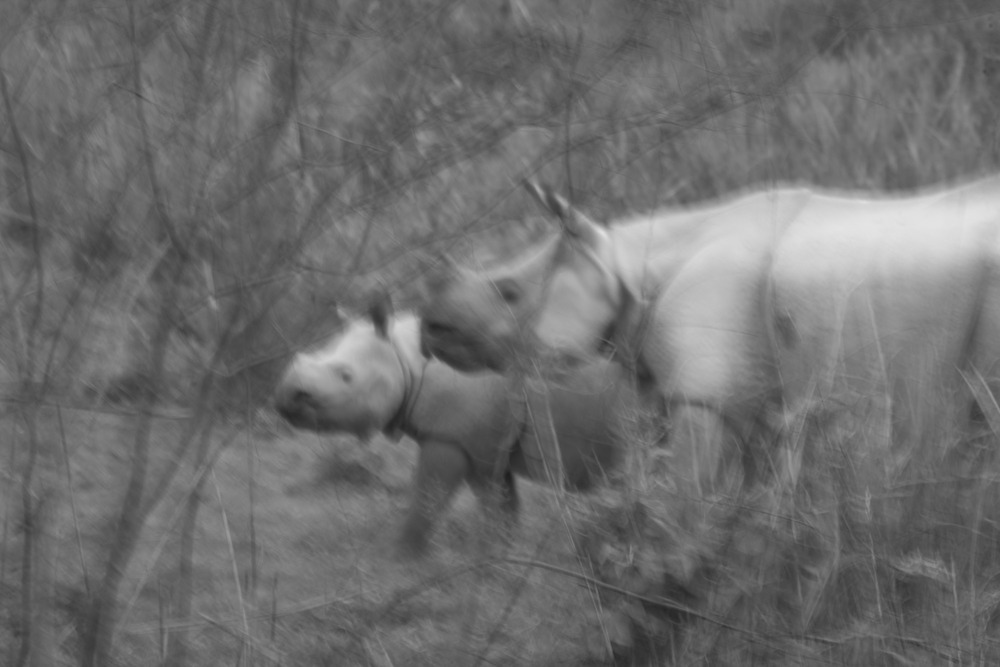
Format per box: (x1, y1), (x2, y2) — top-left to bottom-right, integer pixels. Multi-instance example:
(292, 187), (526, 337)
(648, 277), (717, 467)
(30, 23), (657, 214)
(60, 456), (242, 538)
(273, 294), (637, 557)
(421, 176), (1000, 579)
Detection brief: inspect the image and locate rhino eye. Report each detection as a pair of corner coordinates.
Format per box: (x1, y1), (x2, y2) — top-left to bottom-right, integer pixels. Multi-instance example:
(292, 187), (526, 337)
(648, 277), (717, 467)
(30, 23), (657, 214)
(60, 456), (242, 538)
(335, 366), (353, 384)
(495, 279), (521, 305)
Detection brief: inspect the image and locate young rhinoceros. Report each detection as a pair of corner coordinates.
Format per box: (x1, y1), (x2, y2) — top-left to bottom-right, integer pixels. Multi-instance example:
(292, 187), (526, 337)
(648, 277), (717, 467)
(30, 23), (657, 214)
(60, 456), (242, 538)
(273, 295), (635, 557)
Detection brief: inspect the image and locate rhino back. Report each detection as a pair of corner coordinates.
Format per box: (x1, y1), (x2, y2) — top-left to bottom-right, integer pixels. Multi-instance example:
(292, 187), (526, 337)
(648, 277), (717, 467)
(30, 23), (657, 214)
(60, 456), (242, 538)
(770, 197), (1000, 401)
(407, 361), (524, 477)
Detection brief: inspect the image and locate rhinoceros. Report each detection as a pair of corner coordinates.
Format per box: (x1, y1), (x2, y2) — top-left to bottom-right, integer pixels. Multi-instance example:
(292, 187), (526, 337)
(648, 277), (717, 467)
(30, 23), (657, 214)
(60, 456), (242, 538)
(421, 175), (1000, 577)
(273, 295), (636, 557)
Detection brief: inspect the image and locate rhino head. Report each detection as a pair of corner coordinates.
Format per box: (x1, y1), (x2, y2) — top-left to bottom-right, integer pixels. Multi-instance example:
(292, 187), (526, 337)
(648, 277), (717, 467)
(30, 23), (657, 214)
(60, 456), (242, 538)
(421, 180), (624, 372)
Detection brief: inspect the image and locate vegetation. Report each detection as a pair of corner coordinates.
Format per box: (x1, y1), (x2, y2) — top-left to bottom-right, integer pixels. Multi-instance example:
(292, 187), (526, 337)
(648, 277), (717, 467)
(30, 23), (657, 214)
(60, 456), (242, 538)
(1, 0), (999, 664)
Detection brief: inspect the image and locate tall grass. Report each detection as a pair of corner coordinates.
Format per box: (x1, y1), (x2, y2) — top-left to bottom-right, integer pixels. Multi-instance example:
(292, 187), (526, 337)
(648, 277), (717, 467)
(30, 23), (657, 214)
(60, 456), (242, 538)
(0, 0), (998, 664)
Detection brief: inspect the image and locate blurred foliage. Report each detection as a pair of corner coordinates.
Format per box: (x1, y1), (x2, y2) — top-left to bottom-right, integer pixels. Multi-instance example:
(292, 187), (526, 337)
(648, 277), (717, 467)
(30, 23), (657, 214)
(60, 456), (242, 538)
(1, 0), (1000, 664)
(1, 0), (997, 407)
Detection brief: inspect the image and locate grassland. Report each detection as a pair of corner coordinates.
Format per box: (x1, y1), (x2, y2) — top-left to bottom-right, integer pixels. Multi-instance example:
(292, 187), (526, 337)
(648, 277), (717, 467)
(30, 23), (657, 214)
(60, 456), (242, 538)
(2, 0), (1000, 664)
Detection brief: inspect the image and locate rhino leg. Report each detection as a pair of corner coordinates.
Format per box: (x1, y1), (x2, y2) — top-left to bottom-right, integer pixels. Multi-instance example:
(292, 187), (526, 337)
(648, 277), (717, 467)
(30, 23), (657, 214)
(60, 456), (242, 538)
(469, 467), (520, 545)
(660, 403), (747, 582)
(502, 468), (519, 515)
(398, 440), (469, 558)
(967, 269), (1000, 428)
(469, 467), (519, 516)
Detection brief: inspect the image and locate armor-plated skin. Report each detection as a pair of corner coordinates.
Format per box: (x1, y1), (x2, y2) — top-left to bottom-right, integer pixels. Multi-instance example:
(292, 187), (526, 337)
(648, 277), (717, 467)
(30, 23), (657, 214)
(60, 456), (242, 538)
(421, 175), (1000, 579)
(274, 301), (635, 556)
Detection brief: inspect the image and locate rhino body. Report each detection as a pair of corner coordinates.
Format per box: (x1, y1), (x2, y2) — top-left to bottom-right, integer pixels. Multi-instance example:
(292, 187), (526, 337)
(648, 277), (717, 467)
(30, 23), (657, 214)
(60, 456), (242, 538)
(274, 307), (634, 556)
(421, 175), (1000, 577)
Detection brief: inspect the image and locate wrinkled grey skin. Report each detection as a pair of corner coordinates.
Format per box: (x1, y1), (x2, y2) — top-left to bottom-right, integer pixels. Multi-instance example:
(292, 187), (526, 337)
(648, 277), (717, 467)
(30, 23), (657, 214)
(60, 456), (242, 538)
(421, 176), (1000, 588)
(274, 297), (636, 557)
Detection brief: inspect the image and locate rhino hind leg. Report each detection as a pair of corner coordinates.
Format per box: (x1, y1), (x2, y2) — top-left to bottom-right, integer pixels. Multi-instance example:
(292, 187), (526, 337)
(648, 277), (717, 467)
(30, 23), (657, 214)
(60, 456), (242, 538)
(397, 441), (469, 558)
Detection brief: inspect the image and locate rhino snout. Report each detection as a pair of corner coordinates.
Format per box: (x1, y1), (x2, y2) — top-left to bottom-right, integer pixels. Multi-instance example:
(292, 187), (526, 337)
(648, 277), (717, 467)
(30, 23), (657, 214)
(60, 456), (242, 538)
(275, 387), (322, 426)
(422, 318), (459, 339)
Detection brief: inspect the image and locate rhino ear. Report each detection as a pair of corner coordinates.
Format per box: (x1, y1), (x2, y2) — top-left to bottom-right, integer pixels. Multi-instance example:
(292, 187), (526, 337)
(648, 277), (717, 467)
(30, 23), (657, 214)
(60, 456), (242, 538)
(367, 289), (393, 339)
(522, 179), (605, 244)
(523, 179), (566, 218)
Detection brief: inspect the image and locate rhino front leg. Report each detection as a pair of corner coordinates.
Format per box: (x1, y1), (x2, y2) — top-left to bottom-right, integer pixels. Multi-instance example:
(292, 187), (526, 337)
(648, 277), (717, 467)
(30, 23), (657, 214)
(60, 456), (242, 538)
(478, 467), (519, 517)
(501, 468), (519, 516)
(398, 440), (469, 558)
(468, 466), (520, 548)
(661, 404), (746, 583)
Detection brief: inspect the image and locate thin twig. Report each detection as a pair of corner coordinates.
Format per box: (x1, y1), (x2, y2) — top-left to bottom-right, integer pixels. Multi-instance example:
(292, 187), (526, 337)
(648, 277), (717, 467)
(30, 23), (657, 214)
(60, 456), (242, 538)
(211, 469), (252, 646)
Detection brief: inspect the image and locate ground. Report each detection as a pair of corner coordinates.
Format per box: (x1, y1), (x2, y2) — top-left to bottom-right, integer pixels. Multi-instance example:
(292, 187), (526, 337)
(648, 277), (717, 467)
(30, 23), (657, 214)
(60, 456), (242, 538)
(3, 406), (622, 666)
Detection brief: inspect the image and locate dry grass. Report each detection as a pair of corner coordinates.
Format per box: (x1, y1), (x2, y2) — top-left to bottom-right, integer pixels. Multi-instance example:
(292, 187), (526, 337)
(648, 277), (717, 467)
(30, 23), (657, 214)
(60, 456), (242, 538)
(572, 379), (1000, 665)
(0, 410), (626, 665)
(2, 0), (1000, 664)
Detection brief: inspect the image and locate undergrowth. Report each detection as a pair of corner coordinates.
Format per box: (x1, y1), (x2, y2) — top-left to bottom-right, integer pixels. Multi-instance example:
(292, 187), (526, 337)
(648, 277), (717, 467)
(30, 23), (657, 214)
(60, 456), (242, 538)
(1, 0), (998, 664)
